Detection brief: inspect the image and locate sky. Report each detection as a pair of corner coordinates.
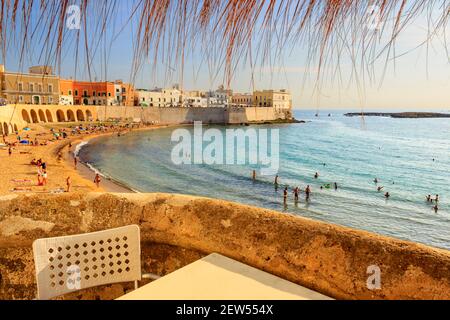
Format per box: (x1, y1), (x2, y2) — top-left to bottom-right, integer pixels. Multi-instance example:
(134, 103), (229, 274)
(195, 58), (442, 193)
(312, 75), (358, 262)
(1, 1), (449, 110)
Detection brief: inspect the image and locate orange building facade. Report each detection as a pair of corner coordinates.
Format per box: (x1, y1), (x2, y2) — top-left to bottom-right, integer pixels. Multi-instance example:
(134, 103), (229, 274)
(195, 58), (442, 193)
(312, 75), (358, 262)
(59, 79), (135, 106)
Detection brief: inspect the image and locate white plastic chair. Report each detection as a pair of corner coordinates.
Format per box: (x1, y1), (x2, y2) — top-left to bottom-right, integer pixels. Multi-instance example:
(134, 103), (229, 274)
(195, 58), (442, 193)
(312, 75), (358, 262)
(32, 225), (158, 300)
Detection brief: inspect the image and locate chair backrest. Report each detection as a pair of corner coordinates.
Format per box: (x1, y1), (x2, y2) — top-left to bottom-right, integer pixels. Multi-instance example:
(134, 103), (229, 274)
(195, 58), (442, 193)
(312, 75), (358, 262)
(32, 225), (141, 300)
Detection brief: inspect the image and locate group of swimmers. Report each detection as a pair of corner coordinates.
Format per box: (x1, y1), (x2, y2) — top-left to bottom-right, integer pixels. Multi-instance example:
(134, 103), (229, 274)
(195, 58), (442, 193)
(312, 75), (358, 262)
(427, 194), (440, 213)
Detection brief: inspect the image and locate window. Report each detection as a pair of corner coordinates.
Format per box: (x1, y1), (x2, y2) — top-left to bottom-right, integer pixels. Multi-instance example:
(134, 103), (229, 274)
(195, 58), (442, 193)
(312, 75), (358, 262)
(48, 97), (53, 104)
(18, 83), (23, 91)
(48, 84), (53, 93)
(29, 83), (34, 92)
(83, 90), (88, 97)
(93, 91), (96, 97)
(75, 90), (78, 96)
(38, 84), (42, 92)
(69, 90), (72, 96)
(108, 92), (111, 97)
(19, 95), (24, 102)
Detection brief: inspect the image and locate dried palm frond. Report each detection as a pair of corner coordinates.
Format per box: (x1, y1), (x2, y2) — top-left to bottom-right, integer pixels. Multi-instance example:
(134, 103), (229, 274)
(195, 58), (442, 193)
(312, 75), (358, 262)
(0, 0), (448, 87)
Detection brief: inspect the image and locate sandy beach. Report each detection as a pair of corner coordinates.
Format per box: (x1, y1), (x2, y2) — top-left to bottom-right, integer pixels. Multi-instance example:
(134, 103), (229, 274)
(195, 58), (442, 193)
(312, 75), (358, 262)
(0, 122), (170, 196)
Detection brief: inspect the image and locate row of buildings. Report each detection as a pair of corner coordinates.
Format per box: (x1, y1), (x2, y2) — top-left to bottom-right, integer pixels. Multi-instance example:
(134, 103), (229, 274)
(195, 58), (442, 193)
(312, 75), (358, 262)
(135, 85), (292, 110)
(0, 65), (292, 110)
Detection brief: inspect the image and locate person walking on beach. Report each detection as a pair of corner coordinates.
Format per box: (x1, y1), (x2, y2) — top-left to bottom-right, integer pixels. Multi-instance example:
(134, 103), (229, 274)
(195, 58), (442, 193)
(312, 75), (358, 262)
(66, 176), (72, 193)
(305, 185), (311, 201)
(74, 157), (78, 169)
(41, 170), (48, 186)
(8, 146), (12, 157)
(94, 173), (101, 188)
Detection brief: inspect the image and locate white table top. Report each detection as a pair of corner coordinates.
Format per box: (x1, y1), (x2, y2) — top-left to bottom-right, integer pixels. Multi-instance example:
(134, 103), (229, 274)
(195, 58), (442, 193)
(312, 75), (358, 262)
(118, 253), (332, 300)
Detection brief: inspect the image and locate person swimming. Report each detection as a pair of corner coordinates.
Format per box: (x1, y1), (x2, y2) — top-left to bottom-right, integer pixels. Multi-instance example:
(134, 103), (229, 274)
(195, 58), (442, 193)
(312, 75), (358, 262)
(385, 192), (390, 199)
(374, 178), (378, 184)
(314, 172), (319, 179)
(433, 204), (439, 213)
(377, 186), (384, 192)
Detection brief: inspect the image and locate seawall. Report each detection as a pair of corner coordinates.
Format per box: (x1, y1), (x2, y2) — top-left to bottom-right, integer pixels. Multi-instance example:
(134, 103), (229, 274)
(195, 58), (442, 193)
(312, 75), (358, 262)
(0, 104), (291, 135)
(0, 193), (449, 300)
(95, 105), (290, 124)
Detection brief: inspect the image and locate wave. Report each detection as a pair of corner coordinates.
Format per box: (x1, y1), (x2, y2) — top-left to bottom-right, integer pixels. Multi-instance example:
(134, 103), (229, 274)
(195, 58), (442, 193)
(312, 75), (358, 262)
(74, 141), (88, 157)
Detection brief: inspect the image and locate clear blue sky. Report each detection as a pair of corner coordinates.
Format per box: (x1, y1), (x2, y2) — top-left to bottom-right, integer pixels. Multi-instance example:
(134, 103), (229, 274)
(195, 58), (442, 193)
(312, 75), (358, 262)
(1, 1), (449, 110)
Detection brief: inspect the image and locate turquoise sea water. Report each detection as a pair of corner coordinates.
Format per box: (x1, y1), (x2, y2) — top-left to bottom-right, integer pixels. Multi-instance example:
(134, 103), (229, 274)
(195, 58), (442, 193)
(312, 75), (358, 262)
(79, 110), (450, 250)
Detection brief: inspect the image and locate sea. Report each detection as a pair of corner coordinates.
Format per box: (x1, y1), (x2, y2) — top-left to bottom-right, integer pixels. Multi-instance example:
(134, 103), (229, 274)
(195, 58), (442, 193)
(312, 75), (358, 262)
(78, 110), (450, 250)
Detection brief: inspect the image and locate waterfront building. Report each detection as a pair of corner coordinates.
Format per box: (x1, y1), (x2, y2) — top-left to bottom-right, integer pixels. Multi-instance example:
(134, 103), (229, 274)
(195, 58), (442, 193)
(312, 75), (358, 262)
(208, 85), (233, 107)
(231, 93), (253, 107)
(59, 79), (135, 106)
(135, 85), (181, 107)
(253, 89), (292, 111)
(0, 65), (59, 105)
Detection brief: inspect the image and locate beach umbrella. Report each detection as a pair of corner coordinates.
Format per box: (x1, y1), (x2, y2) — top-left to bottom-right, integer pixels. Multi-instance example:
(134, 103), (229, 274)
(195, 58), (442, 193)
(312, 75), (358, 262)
(23, 127), (31, 131)
(20, 140), (29, 144)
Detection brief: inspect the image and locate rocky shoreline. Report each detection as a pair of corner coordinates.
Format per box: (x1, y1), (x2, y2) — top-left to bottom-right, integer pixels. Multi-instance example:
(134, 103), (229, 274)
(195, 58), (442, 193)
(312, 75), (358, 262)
(345, 112), (450, 118)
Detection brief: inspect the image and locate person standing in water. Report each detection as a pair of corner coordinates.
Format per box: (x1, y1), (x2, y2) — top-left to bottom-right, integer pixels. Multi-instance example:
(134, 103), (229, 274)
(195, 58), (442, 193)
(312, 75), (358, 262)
(252, 170), (256, 181)
(433, 205), (439, 213)
(374, 178), (378, 184)
(385, 192), (390, 199)
(435, 195), (439, 203)
(94, 173), (101, 188)
(314, 172), (319, 179)
(274, 175), (279, 185)
(283, 187), (288, 204)
(334, 182), (338, 190)
(305, 185), (311, 201)
(293, 187), (300, 202)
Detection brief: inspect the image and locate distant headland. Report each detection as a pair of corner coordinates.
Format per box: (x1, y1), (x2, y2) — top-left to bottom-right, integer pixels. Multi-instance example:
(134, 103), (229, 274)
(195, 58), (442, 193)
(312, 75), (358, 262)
(345, 112), (450, 118)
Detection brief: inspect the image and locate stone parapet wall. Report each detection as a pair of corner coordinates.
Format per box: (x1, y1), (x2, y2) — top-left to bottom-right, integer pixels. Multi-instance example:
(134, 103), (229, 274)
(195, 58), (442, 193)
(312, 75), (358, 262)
(0, 193), (449, 300)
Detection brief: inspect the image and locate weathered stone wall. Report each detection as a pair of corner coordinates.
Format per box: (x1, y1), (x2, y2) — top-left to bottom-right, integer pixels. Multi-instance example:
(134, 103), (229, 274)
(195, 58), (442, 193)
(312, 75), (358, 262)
(95, 106), (290, 124)
(1, 192), (448, 300)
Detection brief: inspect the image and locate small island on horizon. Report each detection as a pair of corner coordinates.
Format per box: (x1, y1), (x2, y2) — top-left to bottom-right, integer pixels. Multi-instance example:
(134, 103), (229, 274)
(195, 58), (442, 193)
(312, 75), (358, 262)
(345, 112), (450, 118)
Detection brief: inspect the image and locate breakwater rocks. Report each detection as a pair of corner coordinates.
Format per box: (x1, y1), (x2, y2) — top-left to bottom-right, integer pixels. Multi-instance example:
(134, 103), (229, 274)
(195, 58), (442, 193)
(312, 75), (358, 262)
(0, 193), (449, 300)
(345, 112), (450, 118)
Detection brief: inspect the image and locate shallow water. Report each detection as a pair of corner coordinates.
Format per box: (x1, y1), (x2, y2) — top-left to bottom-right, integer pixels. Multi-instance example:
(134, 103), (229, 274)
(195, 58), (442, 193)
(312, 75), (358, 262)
(79, 110), (450, 250)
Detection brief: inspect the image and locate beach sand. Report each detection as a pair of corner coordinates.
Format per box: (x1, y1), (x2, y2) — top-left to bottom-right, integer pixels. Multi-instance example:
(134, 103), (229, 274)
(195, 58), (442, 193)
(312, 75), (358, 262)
(0, 122), (169, 196)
